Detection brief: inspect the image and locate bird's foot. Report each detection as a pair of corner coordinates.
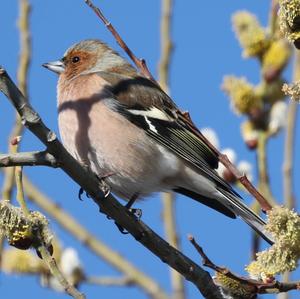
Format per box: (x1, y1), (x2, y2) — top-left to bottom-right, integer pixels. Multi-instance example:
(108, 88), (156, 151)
(107, 194), (142, 234)
(115, 223), (129, 234)
(125, 193), (142, 220)
(78, 187), (90, 201)
(78, 172), (113, 201)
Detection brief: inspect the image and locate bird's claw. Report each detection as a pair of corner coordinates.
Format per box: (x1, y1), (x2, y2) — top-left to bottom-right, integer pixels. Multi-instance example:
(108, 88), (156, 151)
(99, 180), (111, 198)
(112, 207), (143, 233)
(106, 201), (142, 233)
(78, 187), (91, 201)
(115, 222), (129, 234)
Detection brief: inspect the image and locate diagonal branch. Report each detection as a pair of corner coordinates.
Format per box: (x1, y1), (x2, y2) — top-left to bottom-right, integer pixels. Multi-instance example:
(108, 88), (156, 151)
(189, 235), (300, 295)
(38, 243), (85, 299)
(22, 175), (169, 299)
(0, 66), (223, 299)
(83, 0), (272, 213)
(84, 0), (155, 82)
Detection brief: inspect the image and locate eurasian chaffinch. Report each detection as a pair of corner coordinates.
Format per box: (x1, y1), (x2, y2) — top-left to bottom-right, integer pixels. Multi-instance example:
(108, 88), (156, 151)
(43, 39), (273, 244)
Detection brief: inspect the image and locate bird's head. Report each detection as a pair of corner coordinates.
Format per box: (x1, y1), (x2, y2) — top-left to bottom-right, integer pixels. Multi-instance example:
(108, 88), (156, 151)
(43, 39), (132, 80)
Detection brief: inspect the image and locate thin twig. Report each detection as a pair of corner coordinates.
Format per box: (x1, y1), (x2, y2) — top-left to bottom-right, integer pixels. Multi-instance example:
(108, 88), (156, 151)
(6, 162), (79, 298)
(0, 151), (58, 168)
(161, 193), (186, 299)
(268, 0), (279, 37)
(1, 0), (31, 202)
(257, 131), (275, 204)
(85, 276), (133, 287)
(189, 235), (300, 295)
(84, 0), (155, 82)
(83, 0), (272, 213)
(250, 201), (261, 260)
(22, 175), (169, 299)
(158, 0), (173, 93)
(38, 245), (85, 299)
(283, 51), (300, 210)
(15, 166), (30, 216)
(0, 0), (31, 268)
(280, 49), (300, 299)
(158, 0), (185, 298)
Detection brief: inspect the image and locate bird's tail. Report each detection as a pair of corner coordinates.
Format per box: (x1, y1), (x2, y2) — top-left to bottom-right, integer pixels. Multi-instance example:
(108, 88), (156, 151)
(217, 188), (274, 245)
(175, 186), (274, 245)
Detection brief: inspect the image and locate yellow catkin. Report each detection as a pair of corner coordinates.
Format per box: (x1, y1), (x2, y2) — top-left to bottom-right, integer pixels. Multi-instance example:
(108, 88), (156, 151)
(214, 272), (254, 298)
(246, 206), (300, 278)
(232, 11), (269, 57)
(222, 76), (262, 115)
(262, 40), (291, 81)
(2, 248), (46, 274)
(279, 0), (300, 44)
(0, 201), (52, 250)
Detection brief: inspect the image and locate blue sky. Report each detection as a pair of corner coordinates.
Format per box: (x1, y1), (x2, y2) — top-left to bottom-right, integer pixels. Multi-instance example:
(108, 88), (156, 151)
(0, 1), (299, 299)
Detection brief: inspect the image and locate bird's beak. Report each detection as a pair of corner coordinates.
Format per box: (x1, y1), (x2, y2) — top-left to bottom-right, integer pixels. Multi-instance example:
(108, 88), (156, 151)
(42, 60), (65, 74)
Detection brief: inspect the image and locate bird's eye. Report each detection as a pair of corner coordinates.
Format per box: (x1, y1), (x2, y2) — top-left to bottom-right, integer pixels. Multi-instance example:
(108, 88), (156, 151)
(72, 56), (80, 63)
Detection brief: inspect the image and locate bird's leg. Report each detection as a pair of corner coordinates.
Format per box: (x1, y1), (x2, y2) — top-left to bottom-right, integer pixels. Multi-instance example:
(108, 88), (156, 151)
(78, 160), (93, 200)
(125, 193), (142, 219)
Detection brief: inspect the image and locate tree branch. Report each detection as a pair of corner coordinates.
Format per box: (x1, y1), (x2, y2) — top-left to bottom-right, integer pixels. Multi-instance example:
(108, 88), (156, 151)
(189, 235), (300, 296)
(84, 0), (155, 82)
(280, 48), (300, 299)
(0, 0), (31, 268)
(283, 50), (300, 210)
(38, 245), (85, 299)
(0, 66), (223, 299)
(85, 276), (133, 287)
(22, 175), (169, 299)
(257, 131), (275, 204)
(1, 0), (31, 202)
(0, 151), (58, 168)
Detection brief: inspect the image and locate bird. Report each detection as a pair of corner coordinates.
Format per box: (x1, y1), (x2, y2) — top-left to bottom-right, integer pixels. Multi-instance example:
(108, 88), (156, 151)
(43, 39), (273, 244)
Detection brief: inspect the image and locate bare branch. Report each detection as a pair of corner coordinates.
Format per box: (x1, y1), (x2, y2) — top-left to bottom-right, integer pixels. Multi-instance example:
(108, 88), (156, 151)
(22, 175), (169, 299)
(15, 164), (30, 216)
(158, 0), (185, 298)
(283, 50), (300, 210)
(280, 45), (300, 299)
(0, 0), (31, 267)
(85, 276), (133, 287)
(84, 0), (155, 82)
(161, 193), (186, 299)
(38, 245), (85, 299)
(1, 0), (31, 202)
(257, 131), (276, 204)
(0, 66), (222, 299)
(189, 235), (300, 295)
(158, 0), (174, 93)
(0, 151), (58, 168)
